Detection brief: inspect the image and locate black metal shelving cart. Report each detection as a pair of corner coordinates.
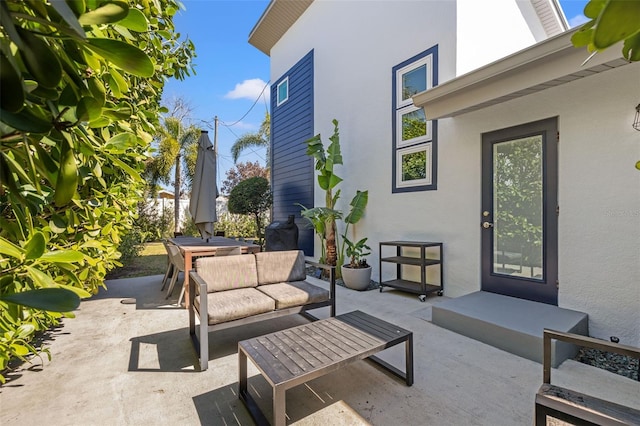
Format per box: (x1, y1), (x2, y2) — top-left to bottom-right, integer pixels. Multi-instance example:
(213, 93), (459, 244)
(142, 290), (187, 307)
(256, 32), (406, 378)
(379, 241), (443, 301)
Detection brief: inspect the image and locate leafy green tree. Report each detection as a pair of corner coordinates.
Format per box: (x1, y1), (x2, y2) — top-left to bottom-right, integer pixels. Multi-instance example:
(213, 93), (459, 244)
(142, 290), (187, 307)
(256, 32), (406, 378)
(230, 111), (270, 164)
(228, 177), (272, 245)
(572, 0), (640, 62)
(402, 151), (427, 181)
(494, 137), (543, 274)
(220, 161), (269, 195)
(402, 113), (427, 141)
(144, 116), (199, 233)
(0, 0), (194, 381)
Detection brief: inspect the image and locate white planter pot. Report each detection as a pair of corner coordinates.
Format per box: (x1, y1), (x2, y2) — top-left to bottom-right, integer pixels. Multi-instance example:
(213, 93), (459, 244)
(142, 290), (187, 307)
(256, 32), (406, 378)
(341, 265), (372, 291)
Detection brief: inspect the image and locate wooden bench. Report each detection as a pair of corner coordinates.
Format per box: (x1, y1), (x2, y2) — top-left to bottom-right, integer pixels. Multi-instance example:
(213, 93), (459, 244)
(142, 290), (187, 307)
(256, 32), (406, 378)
(535, 329), (640, 426)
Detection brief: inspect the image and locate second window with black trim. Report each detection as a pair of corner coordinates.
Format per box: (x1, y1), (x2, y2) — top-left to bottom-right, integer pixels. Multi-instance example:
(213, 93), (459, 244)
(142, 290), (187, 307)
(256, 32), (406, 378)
(392, 45), (438, 193)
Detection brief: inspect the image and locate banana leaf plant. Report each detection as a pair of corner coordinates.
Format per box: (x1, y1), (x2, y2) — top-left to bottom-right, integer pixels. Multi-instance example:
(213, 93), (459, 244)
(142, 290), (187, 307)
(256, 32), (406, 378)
(301, 120), (369, 277)
(302, 120), (343, 268)
(296, 205), (342, 265)
(339, 190), (369, 270)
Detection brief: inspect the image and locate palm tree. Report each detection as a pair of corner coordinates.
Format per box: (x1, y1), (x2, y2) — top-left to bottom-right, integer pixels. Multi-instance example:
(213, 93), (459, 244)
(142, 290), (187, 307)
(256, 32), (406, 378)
(230, 111), (270, 164)
(145, 116), (200, 233)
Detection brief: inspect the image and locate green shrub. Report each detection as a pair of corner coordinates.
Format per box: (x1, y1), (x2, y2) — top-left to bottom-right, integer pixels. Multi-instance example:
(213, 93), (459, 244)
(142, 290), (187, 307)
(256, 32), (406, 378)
(0, 0), (194, 382)
(228, 177), (272, 244)
(214, 212), (265, 239)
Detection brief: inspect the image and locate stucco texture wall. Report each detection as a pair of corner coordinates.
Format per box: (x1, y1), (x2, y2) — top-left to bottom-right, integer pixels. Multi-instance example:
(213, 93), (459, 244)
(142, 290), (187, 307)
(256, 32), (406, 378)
(267, 2), (639, 344)
(444, 63), (640, 345)
(456, 0), (538, 75)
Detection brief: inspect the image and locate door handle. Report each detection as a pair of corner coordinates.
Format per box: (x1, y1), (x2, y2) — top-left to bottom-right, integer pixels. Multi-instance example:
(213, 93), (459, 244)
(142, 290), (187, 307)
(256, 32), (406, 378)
(482, 221), (493, 229)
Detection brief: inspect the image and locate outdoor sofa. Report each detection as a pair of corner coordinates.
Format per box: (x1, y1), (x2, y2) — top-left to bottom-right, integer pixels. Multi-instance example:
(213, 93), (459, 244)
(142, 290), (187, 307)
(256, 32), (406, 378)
(535, 329), (640, 425)
(188, 249), (336, 370)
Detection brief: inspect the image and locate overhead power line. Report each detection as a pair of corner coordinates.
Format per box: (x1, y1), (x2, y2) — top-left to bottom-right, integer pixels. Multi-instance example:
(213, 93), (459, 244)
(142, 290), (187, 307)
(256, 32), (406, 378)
(220, 80), (270, 128)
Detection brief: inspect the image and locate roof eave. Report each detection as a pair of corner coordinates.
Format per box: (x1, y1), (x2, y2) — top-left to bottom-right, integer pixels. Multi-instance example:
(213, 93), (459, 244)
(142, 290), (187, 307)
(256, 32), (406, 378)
(248, 0), (313, 56)
(412, 29), (630, 120)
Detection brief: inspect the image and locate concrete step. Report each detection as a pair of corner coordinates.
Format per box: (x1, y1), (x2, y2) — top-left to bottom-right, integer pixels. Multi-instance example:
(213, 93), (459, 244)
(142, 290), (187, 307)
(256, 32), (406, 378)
(432, 291), (588, 367)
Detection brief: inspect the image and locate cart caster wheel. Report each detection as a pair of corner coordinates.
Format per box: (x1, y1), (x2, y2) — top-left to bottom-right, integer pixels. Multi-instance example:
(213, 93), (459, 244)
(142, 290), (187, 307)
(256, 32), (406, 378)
(437, 291), (443, 296)
(418, 295), (427, 302)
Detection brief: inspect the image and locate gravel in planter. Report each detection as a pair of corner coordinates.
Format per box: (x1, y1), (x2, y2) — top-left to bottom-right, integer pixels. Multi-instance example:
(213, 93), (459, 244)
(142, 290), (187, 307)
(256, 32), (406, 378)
(574, 346), (639, 381)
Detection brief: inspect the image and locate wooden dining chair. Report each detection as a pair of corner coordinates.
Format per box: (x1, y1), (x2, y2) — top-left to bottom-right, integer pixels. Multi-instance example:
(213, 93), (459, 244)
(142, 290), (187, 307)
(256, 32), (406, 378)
(165, 244), (186, 301)
(160, 240), (175, 292)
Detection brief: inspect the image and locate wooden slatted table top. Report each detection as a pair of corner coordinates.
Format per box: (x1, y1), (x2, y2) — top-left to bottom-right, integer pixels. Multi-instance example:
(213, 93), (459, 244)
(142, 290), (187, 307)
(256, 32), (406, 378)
(238, 310), (412, 389)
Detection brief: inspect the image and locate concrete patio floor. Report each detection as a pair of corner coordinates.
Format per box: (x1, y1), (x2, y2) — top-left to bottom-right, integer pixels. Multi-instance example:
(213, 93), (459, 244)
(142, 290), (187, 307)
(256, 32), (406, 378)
(1, 273), (638, 425)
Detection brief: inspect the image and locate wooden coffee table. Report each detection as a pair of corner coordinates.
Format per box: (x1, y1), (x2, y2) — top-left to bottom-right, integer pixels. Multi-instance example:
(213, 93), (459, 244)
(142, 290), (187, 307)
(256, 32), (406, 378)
(238, 310), (413, 425)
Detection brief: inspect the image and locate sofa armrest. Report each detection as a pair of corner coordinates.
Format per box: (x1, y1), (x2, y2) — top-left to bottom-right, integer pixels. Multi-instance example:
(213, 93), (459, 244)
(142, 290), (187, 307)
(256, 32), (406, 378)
(189, 271), (208, 319)
(542, 329), (640, 384)
(305, 259), (336, 316)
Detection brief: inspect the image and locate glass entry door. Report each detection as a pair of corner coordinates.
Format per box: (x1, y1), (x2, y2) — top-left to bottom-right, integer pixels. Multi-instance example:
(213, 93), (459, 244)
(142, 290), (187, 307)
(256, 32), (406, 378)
(481, 118), (558, 305)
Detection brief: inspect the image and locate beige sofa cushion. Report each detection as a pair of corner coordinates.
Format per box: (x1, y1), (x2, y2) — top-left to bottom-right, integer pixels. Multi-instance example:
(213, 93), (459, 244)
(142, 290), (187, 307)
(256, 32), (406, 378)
(195, 254), (258, 293)
(196, 288), (275, 325)
(257, 281), (330, 310)
(255, 250), (306, 285)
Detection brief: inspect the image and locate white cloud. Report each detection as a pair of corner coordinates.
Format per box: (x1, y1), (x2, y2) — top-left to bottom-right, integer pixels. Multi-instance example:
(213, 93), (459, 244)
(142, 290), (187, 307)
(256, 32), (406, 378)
(225, 78), (270, 102)
(568, 14), (590, 28)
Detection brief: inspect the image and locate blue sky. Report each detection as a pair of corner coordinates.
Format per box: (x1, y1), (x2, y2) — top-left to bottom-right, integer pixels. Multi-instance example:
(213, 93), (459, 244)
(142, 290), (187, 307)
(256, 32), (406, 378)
(161, 0), (589, 190)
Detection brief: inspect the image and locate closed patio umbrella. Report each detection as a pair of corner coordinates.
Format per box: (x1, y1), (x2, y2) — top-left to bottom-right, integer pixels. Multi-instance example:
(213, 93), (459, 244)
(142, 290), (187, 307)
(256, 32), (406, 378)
(190, 130), (218, 239)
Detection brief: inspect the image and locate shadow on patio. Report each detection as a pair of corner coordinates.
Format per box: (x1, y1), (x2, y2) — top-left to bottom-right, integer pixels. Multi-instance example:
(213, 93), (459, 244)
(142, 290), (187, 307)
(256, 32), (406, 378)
(1, 273), (637, 425)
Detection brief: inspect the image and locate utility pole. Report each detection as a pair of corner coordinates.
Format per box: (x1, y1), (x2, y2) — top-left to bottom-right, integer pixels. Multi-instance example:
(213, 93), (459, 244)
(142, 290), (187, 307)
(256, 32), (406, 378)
(214, 116), (218, 157)
(214, 116), (219, 205)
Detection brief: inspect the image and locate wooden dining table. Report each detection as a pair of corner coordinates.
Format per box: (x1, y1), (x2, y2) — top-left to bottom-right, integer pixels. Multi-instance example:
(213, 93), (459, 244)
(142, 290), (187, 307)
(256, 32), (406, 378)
(169, 236), (261, 307)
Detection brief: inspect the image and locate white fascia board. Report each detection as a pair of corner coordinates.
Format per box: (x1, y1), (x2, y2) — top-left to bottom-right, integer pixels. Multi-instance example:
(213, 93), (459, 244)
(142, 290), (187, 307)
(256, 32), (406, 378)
(412, 29), (626, 119)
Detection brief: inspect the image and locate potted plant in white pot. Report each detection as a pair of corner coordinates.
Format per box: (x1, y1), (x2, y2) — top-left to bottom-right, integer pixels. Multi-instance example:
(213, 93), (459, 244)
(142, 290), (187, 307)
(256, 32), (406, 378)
(341, 236), (372, 290)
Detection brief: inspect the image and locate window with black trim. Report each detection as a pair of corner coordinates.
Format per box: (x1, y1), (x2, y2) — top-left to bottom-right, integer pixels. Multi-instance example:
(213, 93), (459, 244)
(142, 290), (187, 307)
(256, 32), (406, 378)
(392, 46), (438, 192)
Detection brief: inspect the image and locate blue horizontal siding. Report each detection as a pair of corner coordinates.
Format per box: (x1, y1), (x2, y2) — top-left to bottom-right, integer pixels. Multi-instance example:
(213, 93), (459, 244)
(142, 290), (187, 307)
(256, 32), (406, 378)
(271, 50), (315, 256)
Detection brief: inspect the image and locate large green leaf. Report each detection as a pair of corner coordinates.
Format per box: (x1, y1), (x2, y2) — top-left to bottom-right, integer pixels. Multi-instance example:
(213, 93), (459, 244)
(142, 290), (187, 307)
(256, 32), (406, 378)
(106, 132), (136, 150)
(117, 8), (148, 32)
(50, 0), (86, 38)
(77, 96), (103, 121)
(17, 28), (62, 89)
(570, 20), (595, 48)
(344, 190), (369, 225)
(85, 38), (154, 77)
(109, 68), (129, 93)
(24, 232), (46, 260)
(0, 51), (24, 113)
(303, 134), (326, 165)
(593, 0), (640, 49)
(0, 237), (25, 260)
(26, 266), (57, 287)
(0, 107), (53, 133)
(622, 31), (640, 61)
(40, 250), (84, 263)
(584, 0), (606, 19)
(56, 284), (92, 298)
(78, 2), (128, 25)
(1, 288), (80, 312)
(317, 173), (343, 191)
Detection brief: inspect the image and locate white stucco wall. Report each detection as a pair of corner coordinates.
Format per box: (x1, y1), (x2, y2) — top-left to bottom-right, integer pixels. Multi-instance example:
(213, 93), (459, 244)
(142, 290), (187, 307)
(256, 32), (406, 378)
(270, 0), (461, 285)
(267, 1), (639, 344)
(456, 0), (538, 75)
(438, 63), (640, 345)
